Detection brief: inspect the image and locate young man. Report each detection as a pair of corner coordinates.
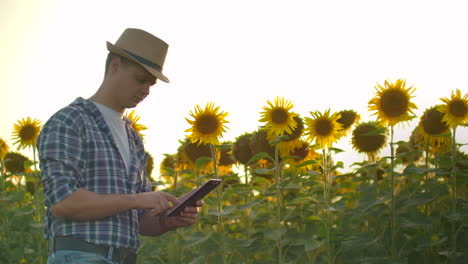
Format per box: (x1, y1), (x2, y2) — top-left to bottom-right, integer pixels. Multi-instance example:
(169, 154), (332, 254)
(38, 28), (202, 264)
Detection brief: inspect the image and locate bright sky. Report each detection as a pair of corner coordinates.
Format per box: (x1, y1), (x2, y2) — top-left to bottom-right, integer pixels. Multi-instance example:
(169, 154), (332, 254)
(1, 0), (467, 176)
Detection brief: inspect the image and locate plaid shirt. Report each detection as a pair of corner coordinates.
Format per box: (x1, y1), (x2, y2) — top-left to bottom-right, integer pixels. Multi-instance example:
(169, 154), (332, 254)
(37, 97), (152, 250)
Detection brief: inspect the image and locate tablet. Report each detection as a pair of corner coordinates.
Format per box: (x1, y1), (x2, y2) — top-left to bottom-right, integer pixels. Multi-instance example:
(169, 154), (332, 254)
(166, 179), (222, 217)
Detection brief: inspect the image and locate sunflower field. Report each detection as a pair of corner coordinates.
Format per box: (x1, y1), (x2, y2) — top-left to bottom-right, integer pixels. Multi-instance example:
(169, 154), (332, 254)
(1, 80), (467, 263)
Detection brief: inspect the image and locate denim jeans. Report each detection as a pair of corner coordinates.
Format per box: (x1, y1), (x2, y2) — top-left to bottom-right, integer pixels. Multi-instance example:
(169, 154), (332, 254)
(47, 250), (118, 264)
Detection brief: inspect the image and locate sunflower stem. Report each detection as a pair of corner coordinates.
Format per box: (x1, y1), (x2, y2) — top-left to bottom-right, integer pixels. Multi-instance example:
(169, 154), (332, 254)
(322, 148), (332, 264)
(211, 144), (226, 264)
(390, 125), (396, 261)
(274, 142), (284, 264)
(450, 128), (457, 263)
(244, 164), (251, 236)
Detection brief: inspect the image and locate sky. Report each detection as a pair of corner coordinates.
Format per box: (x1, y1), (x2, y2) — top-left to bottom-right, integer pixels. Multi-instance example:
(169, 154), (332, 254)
(1, 0), (467, 177)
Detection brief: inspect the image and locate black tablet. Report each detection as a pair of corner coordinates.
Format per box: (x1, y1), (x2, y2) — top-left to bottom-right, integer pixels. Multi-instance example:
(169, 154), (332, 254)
(166, 179), (222, 217)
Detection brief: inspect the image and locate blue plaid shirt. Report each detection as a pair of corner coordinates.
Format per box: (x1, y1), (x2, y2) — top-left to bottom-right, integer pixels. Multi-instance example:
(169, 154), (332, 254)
(37, 97), (152, 250)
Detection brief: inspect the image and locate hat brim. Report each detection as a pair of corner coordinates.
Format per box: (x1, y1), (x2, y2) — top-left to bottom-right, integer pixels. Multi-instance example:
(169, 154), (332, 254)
(106, 41), (170, 83)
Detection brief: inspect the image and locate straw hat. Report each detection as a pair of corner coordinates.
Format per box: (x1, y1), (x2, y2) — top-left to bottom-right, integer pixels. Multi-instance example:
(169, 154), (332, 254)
(107, 28), (169, 83)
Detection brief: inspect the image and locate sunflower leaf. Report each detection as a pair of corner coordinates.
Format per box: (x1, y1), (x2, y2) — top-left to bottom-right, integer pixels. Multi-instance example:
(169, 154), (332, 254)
(255, 168), (275, 174)
(247, 152), (274, 164)
(269, 135), (290, 145)
(329, 147), (345, 153)
(214, 143), (232, 149)
(297, 159), (318, 168)
(360, 127), (387, 136)
(195, 157), (212, 170)
(306, 170), (322, 176)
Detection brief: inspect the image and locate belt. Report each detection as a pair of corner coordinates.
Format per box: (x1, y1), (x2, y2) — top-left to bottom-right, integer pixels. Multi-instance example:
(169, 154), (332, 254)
(52, 236), (137, 264)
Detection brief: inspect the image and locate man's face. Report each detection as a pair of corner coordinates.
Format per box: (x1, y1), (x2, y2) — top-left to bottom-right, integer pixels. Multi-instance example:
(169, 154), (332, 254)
(112, 58), (157, 110)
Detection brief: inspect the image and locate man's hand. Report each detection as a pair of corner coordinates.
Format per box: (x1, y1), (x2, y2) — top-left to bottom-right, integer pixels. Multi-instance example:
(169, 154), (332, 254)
(135, 191), (179, 216)
(161, 200), (204, 229)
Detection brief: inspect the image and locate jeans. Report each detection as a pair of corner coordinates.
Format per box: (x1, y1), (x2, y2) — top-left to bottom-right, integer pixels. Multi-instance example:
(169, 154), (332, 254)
(47, 250), (118, 264)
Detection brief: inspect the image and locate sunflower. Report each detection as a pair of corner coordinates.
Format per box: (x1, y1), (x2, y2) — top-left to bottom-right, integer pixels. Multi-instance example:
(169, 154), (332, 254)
(12, 117), (42, 150)
(395, 141), (422, 165)
(185, 102), (229, 145)
(249, 129), (276, 160)
(418, 106), (451, 153)
(368, 79), (417, 126)
(259, 96), (298, 138)
(277, 116), (305, 156)
(145, 152), (155, 182)
(232, 133), (254, 165)
(286, 140), (319, 174)
(438, 89), (468, 128)
(3, 152), (31, 174)
(125, 110), (148, 139)
(218, 143), (236, 176)
(352, 121), (388, 161)
(0, 137), (9, 160)
(304, 109), (342, 149)
(336, 110), (361, 136)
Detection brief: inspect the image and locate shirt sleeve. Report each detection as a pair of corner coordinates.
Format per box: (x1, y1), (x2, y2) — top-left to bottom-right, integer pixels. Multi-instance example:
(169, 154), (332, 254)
(38, 113), (85, 207)
(137, 153), (153, 220)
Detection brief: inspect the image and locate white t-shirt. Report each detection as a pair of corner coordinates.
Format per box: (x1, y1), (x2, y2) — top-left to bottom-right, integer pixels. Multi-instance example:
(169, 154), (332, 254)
(92, 101), (132, 173)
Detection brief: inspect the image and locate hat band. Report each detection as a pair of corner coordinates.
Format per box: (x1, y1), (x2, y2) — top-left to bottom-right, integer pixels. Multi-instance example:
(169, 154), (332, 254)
(122, 49), (163, 72)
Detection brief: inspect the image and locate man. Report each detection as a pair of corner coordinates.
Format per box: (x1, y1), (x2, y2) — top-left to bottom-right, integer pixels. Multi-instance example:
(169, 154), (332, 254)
(37, 28), (202, 264)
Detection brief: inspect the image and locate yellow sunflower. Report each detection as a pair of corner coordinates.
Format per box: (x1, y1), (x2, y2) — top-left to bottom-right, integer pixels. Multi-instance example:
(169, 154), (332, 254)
(185, 102), (229, 145)
(12, 117), (42, 150)
(368, 79), (417, 126)
(0, 137), (9, 160)
(417, 106), (451, 153)
(351, 121), (388, 161)
(304, 109), (342, 149)
(438, 88), (468, 128)
(145, 152), (155, 182)
(125, 110), (148, 139)
(286, 140), (319, 174)
(259, 96), (298, 138)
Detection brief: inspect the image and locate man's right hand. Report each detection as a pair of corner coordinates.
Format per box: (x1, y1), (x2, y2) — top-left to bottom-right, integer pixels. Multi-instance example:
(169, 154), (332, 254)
(136, 191), (179, 216)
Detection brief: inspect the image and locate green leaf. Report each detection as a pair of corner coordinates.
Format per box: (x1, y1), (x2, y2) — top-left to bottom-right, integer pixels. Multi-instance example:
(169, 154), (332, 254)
(264, 226), (287, 241)
(183, 232), (212, 248)
(255, 168), (275, 174)
(215, 143), (232, 149)
(305, 239), (324, 252)
(247, 152), (274, 164)
(187, 256), (205, 264)
(195, 157), (212, 170)
(270, 135), (290, 145)
(360, 126), (387, 136)
(226, 238), (257, 248)
(238, 198), (263, 210)
(281, 183), (299, 189)
(329, 147), (345, 153)
(306, 170), (322, 176)
(297, 159), (318, 168)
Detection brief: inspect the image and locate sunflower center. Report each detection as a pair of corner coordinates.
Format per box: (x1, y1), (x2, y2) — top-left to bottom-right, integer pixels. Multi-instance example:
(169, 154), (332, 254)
(315, 119), (332, 136)
(337, 111), (357, 130)
(271, 108), (288, 124)
(285, 116), (303, 141)
(380, 90), (408, 117)
(449, 100), (467, 117)
(20, 125), (37, 141)
(353, 124), (386, 152)
(196, 115), (218, 134)
(422, 108), (448, 135)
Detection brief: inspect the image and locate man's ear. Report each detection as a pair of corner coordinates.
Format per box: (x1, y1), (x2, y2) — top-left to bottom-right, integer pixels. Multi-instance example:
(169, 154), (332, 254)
(109, 57), (122, 75)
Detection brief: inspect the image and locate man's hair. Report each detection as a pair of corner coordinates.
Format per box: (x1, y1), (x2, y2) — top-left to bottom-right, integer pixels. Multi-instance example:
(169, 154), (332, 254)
(104, 52), (132, 76)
